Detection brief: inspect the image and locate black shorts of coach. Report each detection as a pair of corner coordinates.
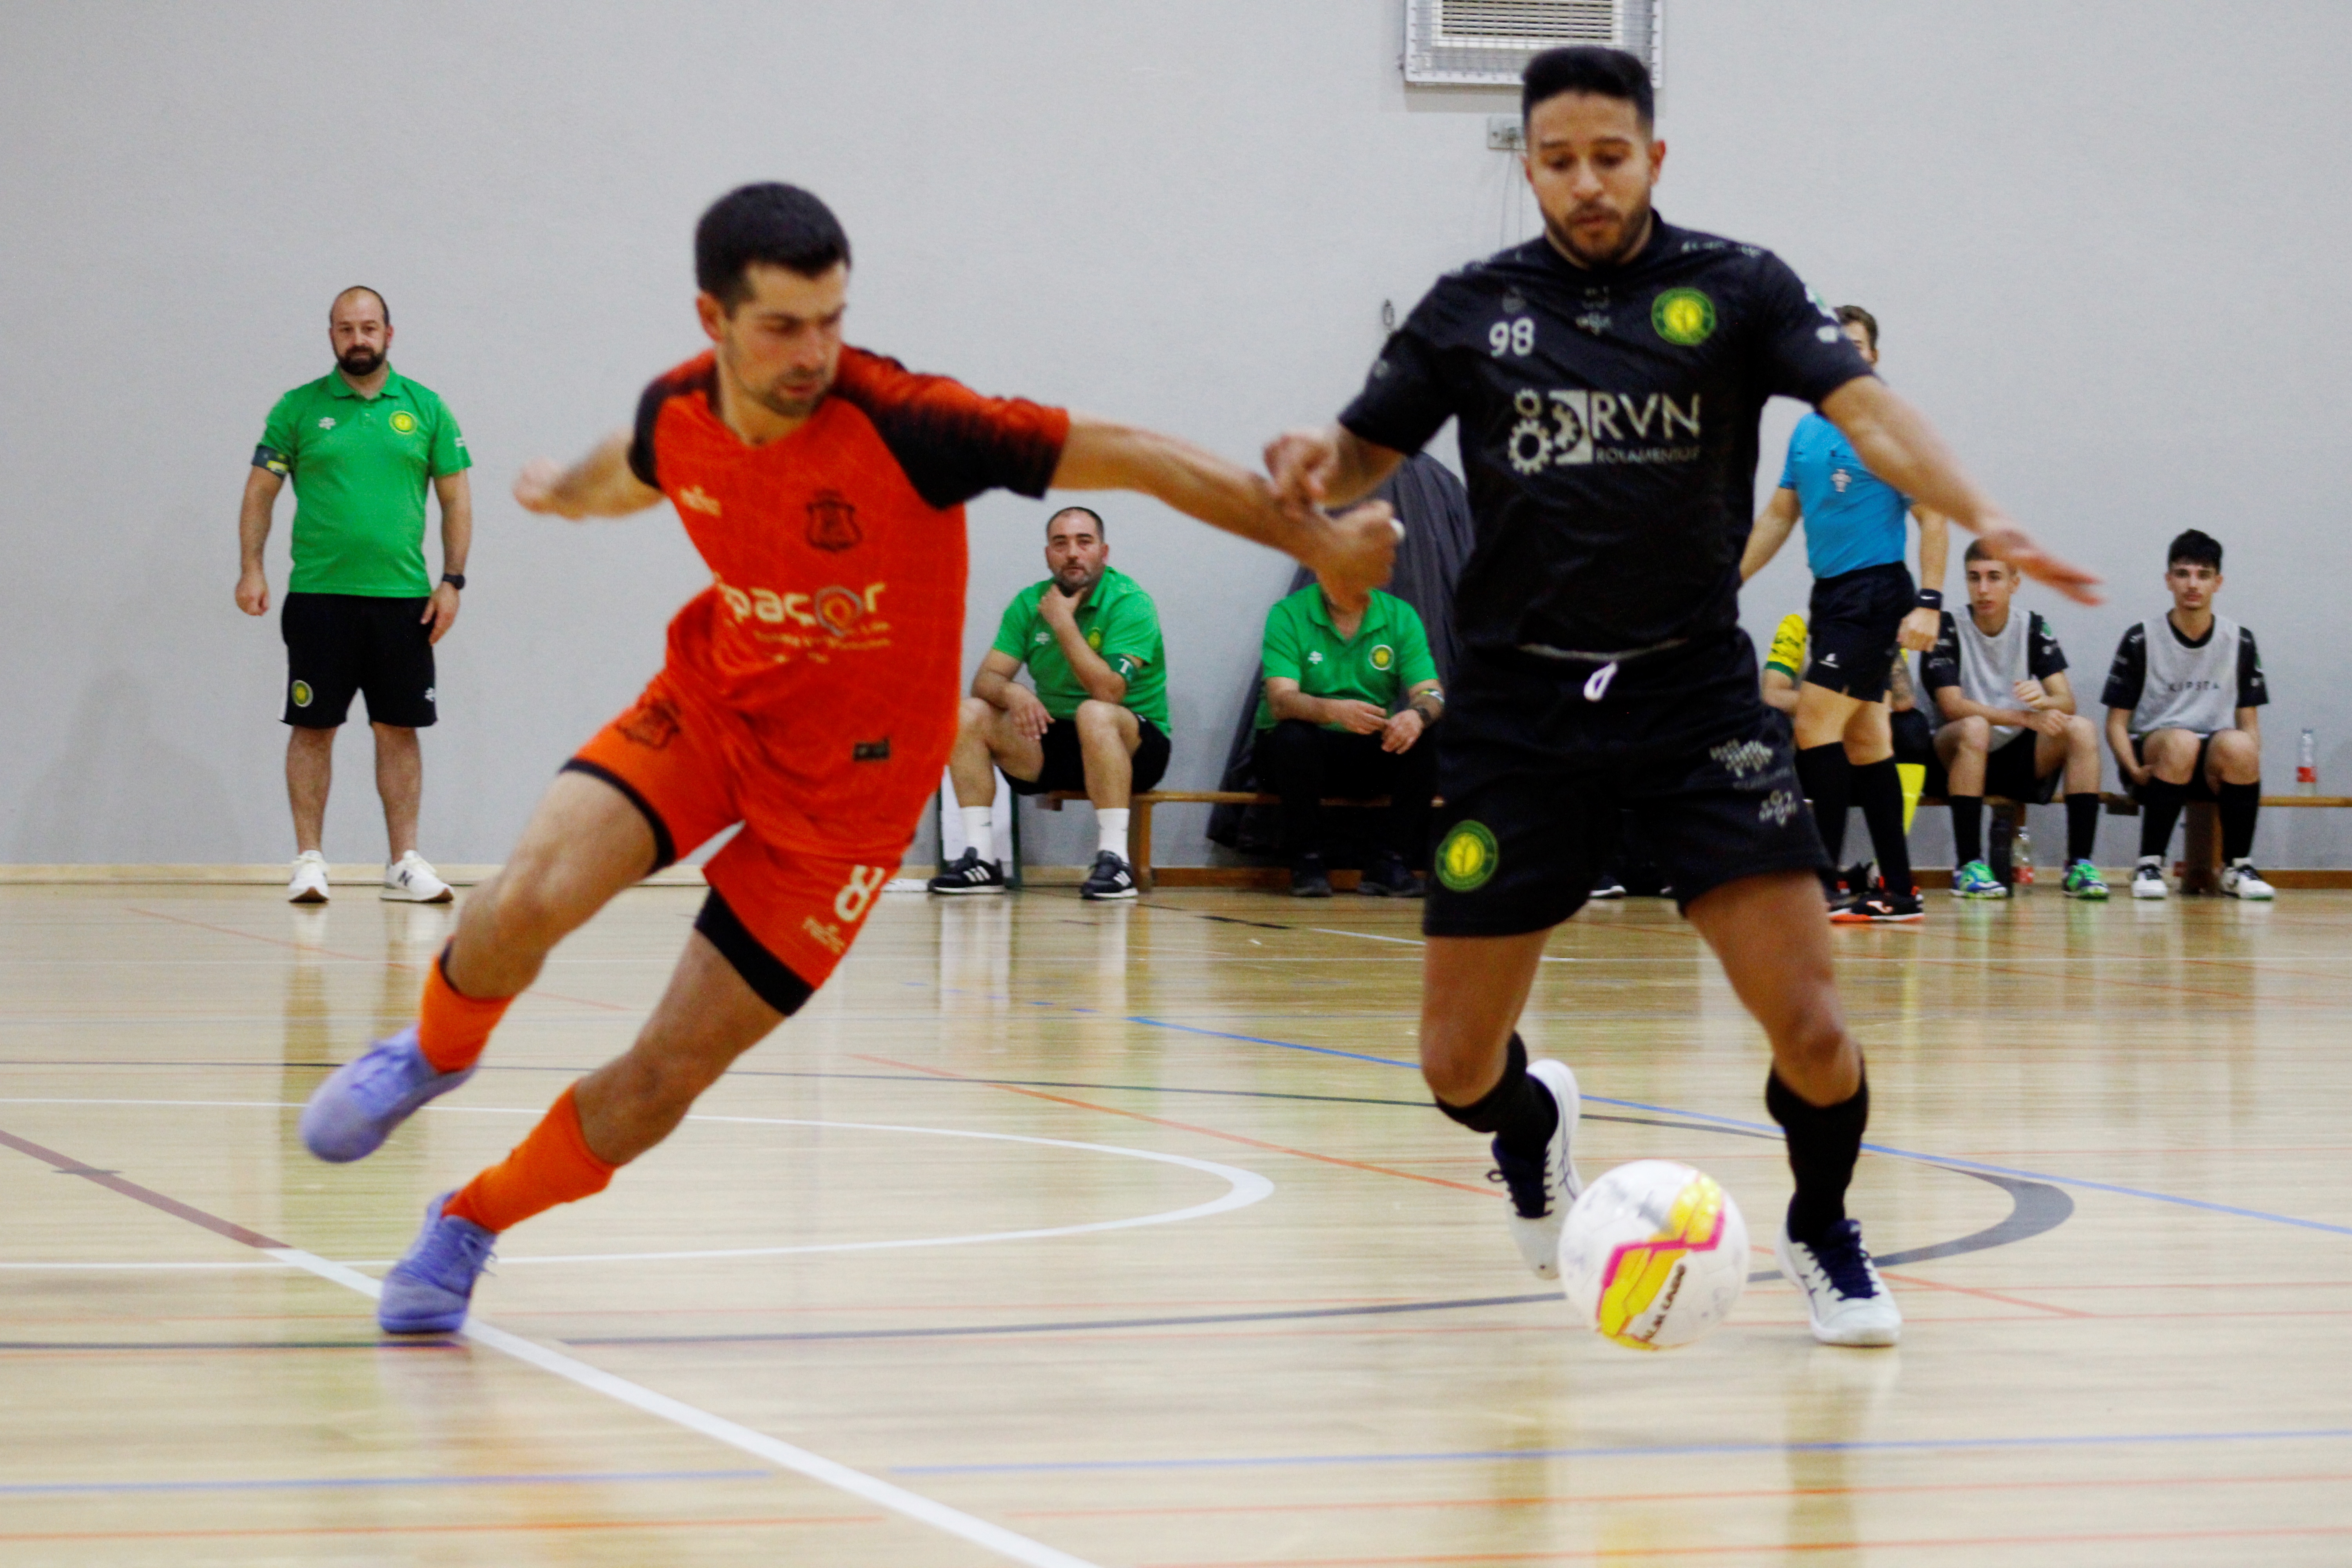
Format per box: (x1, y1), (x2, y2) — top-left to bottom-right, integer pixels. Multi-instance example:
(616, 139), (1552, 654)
(281, 592), (437, 729)
(1804, 561), (1914, 700)
(1005, 715), (1171, 797)
(1424, 633), (1828, 936)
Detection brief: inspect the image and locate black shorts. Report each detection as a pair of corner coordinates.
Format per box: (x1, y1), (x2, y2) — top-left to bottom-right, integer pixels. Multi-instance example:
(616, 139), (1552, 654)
(1424, 633), (1828, 936)
(1006, 715), (1171, 797)
(2127, 732), (2219, 803)
(281, 592), (437, 728)
(1805, 562), (1913, 699)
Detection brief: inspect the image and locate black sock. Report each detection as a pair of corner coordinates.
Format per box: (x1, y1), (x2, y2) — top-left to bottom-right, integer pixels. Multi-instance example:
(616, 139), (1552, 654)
(1433, 1032), (1558, 1158)
(1767, 1067), (1870, 1243)
(2219, 780), (2261, 862)
(1796, 744), (1853, 866)
(1948, 794), (1985, 867)
(2065, 793), (2102, 866)
(2138, 778), (2188, 860)
(1851, 759), (1914, 896)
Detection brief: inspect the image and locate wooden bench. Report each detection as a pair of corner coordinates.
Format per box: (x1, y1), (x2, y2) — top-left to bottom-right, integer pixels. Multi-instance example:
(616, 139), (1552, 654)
(1913, 791), (2352, 894)
(1040, 789), (1402, 891)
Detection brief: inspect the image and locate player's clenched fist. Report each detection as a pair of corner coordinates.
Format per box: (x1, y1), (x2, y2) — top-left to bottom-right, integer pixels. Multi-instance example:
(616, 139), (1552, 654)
(1304, 500), (1402, 601)
(1264, 427), (1342, 510)
(512, 457), (566, 515)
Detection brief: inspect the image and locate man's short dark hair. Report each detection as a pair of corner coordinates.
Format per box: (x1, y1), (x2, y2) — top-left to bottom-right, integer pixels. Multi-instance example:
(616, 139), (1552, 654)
(1963, 538), (2011, 568)
(332, 285), (389, 326)
(1521, 46), (1653, 131)
(1048, 505), (1104, 539)
(2169, 529), (2223, 571)
(1835, 305), (1878, 352)
(695, 183), (852, 310)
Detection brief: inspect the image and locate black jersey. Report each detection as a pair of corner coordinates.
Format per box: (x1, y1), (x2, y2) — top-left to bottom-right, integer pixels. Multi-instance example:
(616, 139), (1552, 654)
(1341, 217), (1874, 660)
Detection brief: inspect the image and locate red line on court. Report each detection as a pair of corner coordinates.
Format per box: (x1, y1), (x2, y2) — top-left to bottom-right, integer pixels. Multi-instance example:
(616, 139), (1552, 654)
(0, 1125), (284, 1250)
(126, 905), (633, 1013)
(1876, 1270), (2091, 1318)
(1009, 1466), (2352, 1519)
(1142, 1520), (2352, 1565)
(0, 1515), (880, 1544)
(855, 1054), (1497, 1197)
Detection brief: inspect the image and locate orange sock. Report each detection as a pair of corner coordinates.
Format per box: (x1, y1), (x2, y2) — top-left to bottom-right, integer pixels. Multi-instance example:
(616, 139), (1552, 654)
(442, 1085), (617, 1234)
(418, 948), (514, 1074)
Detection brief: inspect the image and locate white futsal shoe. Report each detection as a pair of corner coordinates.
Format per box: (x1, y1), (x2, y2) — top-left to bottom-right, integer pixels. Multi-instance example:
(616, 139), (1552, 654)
(287, 850), (331, 904)
(1492, 1059), (1583, 1279)
(1776, 1219), (1903, 1347)
(2130, 858), (2170, 900)
(2221, 860), (2276, 900)
(383, 851), (454, 904)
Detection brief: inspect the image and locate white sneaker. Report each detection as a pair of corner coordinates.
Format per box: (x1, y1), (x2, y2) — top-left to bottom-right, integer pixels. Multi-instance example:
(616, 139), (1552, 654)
(1775, 1219), (1902, 1347)
(2221, 860), (2275, 900)
(287, 850), (331, 904)
(1493, 1059), (1583, 1279)
(383, 851), (454, 904)
(2130, 858), (2170, 900)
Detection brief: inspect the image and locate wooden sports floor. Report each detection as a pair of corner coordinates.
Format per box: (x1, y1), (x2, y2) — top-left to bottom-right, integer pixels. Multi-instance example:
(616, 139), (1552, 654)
(4, 880), (2349, 1566)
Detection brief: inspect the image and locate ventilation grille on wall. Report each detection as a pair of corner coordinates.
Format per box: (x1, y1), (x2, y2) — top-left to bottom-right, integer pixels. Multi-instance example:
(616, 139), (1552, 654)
(1405, 0), (1662, 87)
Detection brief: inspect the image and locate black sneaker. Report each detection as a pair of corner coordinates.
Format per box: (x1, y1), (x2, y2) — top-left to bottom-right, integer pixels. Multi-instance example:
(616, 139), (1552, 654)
(1357, 851), (1421, 898)
(1834, 884), (1924, 924)
(1289, 852), (1334, 898)
(1590, 869), (1627, 900)
(1080, 849), (1138, 900)
(926, 848), (1007, 895)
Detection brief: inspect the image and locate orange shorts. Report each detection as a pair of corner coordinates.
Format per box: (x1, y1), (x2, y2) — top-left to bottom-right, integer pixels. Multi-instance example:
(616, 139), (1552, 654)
(569, 677), (898, 999)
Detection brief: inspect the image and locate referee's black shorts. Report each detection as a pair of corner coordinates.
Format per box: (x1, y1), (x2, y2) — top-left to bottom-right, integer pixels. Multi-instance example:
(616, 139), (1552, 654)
(281, 592), (437, 729)
(1804, 561), (1913, 699)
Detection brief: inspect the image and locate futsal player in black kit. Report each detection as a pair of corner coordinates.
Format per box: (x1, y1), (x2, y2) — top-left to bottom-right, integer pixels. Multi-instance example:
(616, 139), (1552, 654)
(1265, 47), (2098, 1346)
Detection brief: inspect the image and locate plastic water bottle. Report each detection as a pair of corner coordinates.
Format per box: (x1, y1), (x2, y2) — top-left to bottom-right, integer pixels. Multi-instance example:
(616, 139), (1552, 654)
(2299, 728), (2319, 795)
(2014, 823), (2034, 889)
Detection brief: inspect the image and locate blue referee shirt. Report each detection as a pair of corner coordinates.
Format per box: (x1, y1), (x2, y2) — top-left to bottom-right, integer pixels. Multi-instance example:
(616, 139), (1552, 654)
(1779, 412), (1911, 580)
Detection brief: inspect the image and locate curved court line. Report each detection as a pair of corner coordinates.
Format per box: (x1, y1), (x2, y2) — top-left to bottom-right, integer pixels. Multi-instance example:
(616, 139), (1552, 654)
(0, 1100), (1272, 1270)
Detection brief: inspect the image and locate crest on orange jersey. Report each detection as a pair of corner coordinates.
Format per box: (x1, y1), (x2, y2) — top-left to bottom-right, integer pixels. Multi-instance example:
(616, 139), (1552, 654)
(806, 489), (862, 552)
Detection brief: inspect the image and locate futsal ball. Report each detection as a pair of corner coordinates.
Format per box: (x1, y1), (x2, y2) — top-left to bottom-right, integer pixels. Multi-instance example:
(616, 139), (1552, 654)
(1558, 1160), (1749, 1351)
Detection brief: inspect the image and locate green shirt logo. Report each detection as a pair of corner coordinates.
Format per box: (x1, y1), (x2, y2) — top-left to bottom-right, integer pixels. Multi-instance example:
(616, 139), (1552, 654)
(1435, 821), (1500, 892)
(1652, 288), (1717, 346)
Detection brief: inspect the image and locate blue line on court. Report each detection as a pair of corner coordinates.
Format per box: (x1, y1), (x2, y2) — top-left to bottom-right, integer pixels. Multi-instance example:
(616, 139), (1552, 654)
(1119, 1015), (1415, 1067)
(894, 1425), (2352, 1477)
(0, 1468), (772, 1498)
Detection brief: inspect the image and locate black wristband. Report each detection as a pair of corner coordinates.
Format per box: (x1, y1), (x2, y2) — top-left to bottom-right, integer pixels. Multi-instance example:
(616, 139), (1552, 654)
(1915, 589), (1942, 609)
(440, 573), (466, 591)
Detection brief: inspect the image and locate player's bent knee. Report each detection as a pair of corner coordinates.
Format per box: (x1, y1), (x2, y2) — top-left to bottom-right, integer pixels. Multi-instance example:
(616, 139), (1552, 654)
(955, 695), (993, 735)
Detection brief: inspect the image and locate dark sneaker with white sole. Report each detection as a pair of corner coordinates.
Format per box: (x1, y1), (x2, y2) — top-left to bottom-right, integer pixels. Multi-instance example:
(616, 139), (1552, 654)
(1357, 851), (1422, 897)
(1079, 850), (1138, 900)
(1775, 1218), (1902, 1346)
(1289, 853), (1334, 898)
(926, 848), (1007, 895)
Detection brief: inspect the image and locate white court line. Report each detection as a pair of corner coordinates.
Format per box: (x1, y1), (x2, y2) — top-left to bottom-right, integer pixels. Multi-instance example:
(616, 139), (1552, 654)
(0, 1102), (1274, 1268)
(1305, 927), (1575, 961)
(259, 1248), (1108, 1566)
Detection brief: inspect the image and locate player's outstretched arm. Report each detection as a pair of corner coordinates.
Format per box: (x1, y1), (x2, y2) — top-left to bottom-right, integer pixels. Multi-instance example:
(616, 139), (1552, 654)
(1820, 378), (2100, 605)
(1054, 414), (1398, 597)
(513, 432), (664, 520)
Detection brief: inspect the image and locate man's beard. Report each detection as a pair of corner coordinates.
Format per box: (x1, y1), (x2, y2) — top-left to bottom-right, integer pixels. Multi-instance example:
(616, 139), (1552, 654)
(749, 379), (828, 419)
(1056, 564), (1104, 596)
(1543, 195), (1653, 268)
(337, 346), (384, 377)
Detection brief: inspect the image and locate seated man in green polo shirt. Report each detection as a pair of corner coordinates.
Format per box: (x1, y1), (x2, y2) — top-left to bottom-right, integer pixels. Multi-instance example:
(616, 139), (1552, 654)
(930, 506), (1169, 900)
(1255, 572), (1443, 897)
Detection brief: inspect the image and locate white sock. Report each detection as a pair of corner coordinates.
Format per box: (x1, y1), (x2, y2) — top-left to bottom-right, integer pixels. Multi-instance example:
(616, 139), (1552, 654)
(1097, 808), (1131, 858)
(961, 806), (995, 864)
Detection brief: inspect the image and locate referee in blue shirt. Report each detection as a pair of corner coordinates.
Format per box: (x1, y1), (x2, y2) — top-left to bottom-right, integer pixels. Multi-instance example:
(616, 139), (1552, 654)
(1742, 306), (1946, 922)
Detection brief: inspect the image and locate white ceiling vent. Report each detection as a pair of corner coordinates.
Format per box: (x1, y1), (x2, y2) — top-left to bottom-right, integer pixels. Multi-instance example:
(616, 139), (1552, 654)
(1404, 0), (1662, 88)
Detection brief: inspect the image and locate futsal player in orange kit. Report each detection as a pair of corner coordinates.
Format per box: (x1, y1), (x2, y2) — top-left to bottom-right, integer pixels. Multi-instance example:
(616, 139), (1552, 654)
(299, 183), (1398, 1332)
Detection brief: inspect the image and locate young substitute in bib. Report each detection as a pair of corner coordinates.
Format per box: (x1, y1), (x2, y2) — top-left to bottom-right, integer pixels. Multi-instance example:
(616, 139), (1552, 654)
(1263, 48), (2097, 1347)
(296, 183), (1397, 1334)
(1923, 539), (2109, 899)
(1742, 305), (1946, 924)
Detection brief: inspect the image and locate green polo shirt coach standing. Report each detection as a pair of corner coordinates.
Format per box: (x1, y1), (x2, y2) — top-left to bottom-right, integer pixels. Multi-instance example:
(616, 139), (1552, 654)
(1255, 579), (1444, 897)
(930, 505), (1171, 900)
(236, 285), (472, 905)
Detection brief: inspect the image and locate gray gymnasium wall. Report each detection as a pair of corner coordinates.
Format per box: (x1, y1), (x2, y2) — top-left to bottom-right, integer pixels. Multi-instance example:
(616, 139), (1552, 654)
(4, 2), (2347, 871)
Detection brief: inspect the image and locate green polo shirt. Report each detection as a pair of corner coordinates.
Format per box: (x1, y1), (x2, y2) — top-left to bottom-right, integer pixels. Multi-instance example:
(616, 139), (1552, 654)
(989, 567), (1169, 730)
(1254, 586), (1439, 730)
(255, 367), (470, 597)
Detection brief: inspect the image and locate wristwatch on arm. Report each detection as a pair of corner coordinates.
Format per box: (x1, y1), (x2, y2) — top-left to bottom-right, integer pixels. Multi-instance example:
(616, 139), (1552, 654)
(440, 573), (466, 591)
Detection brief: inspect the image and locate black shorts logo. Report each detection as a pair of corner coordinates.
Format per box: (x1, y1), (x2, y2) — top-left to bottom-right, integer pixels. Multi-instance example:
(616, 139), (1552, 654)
(1436, 821), (1499, 892)
(852, 738), (891, 762)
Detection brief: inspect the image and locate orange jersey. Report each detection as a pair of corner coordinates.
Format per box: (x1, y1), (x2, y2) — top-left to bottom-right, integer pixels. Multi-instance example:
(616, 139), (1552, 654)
(624, 347), (1069, 857)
